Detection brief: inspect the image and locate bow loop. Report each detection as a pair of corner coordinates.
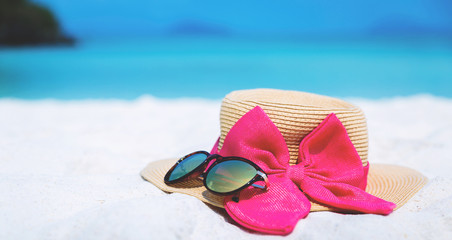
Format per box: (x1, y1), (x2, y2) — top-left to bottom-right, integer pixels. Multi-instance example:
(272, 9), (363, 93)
(216, 106), (290, 174)
(298, 113), (367, 188)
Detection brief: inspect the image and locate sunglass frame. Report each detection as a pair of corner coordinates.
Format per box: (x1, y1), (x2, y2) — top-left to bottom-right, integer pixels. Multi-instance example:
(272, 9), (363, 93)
(164, 151), (268, 195)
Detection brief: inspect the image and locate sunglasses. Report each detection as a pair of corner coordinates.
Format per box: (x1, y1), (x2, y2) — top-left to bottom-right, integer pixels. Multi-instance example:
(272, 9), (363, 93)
(164, 151), (268, 198)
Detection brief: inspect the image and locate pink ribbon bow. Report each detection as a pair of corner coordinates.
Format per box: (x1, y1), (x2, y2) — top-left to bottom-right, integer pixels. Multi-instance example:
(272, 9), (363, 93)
(210, 106), (396, 235)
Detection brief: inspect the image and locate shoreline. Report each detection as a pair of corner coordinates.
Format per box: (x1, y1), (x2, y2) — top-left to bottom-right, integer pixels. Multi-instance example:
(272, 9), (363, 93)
(1, 92), (451, 102)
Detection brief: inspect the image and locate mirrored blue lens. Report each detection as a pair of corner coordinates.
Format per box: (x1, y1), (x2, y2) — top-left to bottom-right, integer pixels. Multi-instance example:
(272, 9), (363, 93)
(169, 153), (208, 181)
(205, 160), (257, 193)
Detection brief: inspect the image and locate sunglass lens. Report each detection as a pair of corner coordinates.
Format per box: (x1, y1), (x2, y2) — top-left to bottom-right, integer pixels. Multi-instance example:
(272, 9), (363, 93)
(205, 160), (257, 193)
(169, 153), (208, 181)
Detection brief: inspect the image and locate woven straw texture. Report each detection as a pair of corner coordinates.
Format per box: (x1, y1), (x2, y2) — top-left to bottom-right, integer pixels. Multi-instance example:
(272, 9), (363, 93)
(141, 159), (427, 211)
(141, 89), (427, 212)
(219, 89), (368, 166)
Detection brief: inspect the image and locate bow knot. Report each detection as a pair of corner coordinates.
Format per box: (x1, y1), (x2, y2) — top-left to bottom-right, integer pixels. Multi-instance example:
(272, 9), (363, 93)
(286, 164), (305, 184)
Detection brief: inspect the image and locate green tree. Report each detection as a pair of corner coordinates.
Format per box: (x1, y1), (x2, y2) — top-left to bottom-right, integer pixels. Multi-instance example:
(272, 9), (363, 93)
(0, 0), (74, 46)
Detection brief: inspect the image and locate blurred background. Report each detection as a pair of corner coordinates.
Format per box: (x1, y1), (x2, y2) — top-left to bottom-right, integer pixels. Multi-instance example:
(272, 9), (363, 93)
(1, 0), (451, 99)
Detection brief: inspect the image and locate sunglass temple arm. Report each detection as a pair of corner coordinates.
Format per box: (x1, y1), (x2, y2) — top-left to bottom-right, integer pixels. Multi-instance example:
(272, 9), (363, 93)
(251, 171), (268, 190)
(235, 171), (268, 203)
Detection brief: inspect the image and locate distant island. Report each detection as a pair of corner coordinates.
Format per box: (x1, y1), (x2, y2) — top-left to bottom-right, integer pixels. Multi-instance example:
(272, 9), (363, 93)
(0, 0), (75, 46)
(168, 20), (229, 36)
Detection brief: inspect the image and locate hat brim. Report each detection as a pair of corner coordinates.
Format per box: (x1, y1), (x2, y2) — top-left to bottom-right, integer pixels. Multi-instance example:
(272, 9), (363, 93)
(141, 159), (427, 211)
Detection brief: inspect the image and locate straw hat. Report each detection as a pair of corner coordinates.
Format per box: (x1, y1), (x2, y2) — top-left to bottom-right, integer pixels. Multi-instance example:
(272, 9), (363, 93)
(141, 89), (427, 211)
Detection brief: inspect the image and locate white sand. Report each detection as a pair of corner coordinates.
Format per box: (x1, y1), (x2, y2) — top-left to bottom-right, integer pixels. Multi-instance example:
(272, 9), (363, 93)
(1, 95), (451, 239)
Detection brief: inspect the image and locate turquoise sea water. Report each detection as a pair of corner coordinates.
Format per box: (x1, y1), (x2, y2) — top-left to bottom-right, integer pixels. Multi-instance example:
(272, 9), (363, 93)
(1, 37), (451, 99)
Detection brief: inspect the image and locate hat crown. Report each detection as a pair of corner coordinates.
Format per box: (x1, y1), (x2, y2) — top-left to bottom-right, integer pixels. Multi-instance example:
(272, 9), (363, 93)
(218, 89), (368, 166)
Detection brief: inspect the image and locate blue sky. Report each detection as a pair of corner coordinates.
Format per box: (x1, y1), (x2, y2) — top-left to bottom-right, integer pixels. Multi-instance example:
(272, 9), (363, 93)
(33, 0), (452, 38)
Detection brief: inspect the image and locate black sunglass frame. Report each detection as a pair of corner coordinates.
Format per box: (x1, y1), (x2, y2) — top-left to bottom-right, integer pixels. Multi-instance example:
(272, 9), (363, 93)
(164, 151), (268, 196)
